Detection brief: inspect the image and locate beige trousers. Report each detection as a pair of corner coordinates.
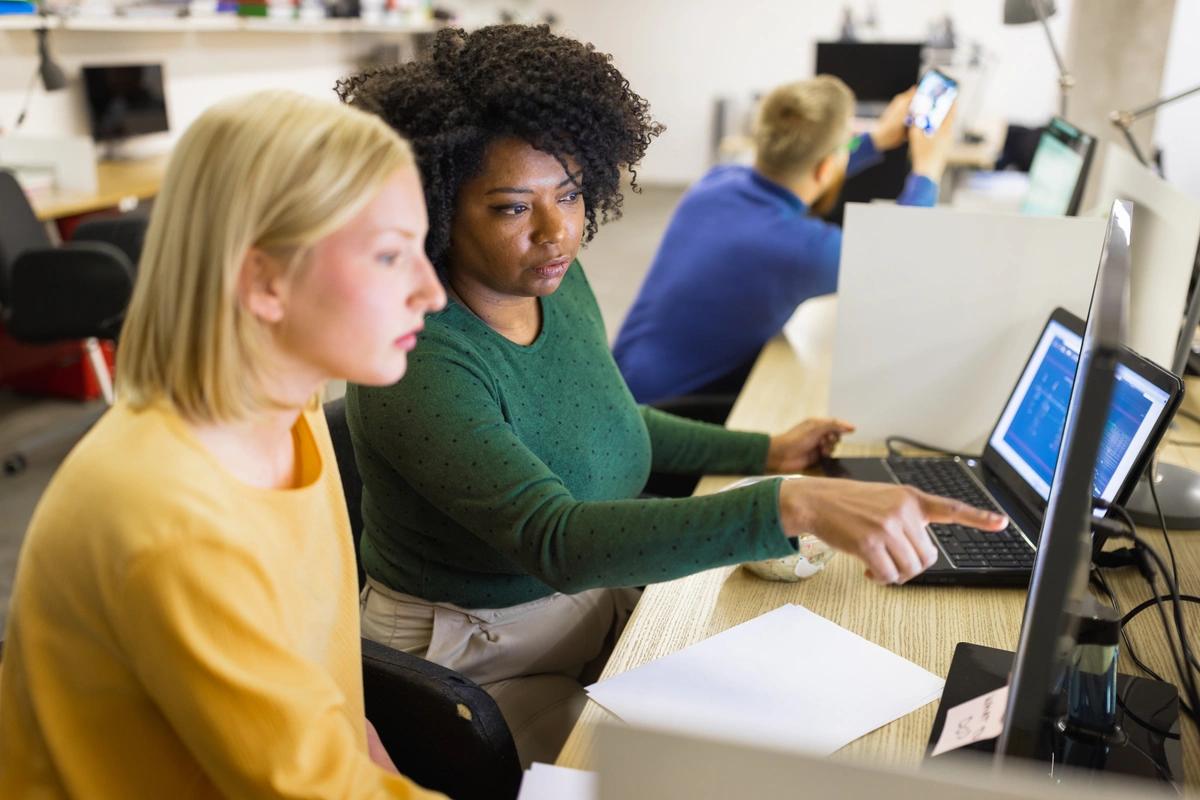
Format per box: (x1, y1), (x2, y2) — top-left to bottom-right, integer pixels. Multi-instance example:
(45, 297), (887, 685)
(360, 577), (640, 767)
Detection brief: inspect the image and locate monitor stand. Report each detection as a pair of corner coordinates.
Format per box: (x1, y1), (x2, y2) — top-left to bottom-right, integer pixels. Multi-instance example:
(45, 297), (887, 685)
(926, 643), (1182, 788)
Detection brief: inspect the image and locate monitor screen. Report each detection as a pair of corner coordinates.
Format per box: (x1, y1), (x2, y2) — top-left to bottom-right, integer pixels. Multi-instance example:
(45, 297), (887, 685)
(987, 315), (1171, 509)
(814, 42), (923, 103)
(997, 200), (1132, 762)
(1020, 118), (1095, 217)
(82, 64), (169, 142)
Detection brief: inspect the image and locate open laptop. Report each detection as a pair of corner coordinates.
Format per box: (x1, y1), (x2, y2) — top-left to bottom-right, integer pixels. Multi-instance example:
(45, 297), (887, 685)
(824, 270), (1181, 585)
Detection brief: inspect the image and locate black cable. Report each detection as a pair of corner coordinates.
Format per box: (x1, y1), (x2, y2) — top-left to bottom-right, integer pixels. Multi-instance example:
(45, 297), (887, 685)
(1146, 467), (1181, 602)
(10, 64), (39, 132)
(1090, 568), (1192, 733)
(1108, 504), (1200, 720)
(884, 435), (972, 461)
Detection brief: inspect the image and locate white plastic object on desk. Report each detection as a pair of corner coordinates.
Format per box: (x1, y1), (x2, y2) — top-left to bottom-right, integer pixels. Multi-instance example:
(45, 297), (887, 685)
(720, 475), (834, 581)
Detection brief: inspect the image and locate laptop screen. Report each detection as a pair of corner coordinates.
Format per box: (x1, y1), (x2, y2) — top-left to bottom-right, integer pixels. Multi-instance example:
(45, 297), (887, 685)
(987, 317), (1171, 511)
(1020, 118), (1095, 217)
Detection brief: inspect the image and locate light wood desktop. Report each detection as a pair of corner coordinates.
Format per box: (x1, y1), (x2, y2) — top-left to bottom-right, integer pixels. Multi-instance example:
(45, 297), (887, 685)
(557, 336), (1200, 791)
(30, 155), (168, 221)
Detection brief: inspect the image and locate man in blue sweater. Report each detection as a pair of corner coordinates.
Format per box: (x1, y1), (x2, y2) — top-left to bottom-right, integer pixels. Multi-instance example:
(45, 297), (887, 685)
(614, 75), (958, 407)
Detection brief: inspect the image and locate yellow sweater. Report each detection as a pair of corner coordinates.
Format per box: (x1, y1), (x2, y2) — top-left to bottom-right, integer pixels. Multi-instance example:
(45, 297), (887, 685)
(0, 401), (444, 799)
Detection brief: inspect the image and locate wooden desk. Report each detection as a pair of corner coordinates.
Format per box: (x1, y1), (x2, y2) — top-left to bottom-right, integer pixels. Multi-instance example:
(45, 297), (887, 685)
(557, 337), (1200, 791)
(30, 155), (168, 221)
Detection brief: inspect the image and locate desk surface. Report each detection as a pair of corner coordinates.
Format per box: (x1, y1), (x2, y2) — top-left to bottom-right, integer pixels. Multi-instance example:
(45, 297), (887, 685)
(557, 336), (1200, 791)
(31, 155), (168, 221)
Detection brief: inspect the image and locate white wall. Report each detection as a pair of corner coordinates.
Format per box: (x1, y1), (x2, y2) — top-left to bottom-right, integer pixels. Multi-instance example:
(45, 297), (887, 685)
(0, 28), (392, 149)
(549, 0), (1075, 184)
(1159, 0), (1200, 202)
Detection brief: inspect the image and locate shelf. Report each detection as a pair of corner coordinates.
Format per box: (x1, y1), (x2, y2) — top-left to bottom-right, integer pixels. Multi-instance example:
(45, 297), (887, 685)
(0, 15), (49, 29)
(0, 13), (435, 34)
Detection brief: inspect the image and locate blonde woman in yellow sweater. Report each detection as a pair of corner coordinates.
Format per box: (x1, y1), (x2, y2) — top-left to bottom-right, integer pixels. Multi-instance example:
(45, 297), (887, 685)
(0, 90), (446, 798)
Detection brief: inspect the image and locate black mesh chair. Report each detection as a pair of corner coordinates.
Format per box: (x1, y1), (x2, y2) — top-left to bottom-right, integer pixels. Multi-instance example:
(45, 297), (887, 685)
(323, 397), (522, 800)
(1, 169), (139, 475)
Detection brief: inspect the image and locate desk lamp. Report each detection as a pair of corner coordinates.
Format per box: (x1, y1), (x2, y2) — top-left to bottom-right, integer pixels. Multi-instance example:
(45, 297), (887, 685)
(1110, 83), (1200, 528)
(1003, 0), (1072, 119)
(10, 24), (67, 132)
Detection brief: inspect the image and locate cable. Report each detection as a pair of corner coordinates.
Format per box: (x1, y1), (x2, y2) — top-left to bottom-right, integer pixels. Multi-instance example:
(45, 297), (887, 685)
(10, 65), (39, 133)
(1089, 568), (1193, 733)
(1146, 467), (1181, 600)
(884, 435), (972, 461)
(1105, 504), (1200, 721)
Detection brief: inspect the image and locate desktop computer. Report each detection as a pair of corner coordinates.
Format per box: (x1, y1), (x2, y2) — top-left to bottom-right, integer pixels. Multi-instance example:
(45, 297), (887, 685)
(814, 42), (924, 117)
(1020, 117), (1096, 217)
(928, 200), (1183, 785)
(81, 64), (170, 157)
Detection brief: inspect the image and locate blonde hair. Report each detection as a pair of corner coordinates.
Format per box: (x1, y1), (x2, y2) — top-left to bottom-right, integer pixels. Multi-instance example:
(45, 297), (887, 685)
(117, 89), (415, 423)
(753, 75), (855, 179)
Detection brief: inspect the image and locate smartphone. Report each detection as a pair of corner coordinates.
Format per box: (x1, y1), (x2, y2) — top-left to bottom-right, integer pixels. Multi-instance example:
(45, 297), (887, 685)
(906, 69), (958, 136)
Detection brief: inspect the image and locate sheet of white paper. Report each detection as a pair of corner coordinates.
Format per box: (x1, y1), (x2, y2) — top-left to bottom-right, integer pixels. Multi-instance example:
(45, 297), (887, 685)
(585, 604), (944, 756)
(516, 762), (598, 800)
(931, 684), (1010, 756)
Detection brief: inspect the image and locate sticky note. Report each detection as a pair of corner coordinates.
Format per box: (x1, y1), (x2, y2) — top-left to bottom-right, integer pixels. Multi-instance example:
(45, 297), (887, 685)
(931, 685), (1009, 757)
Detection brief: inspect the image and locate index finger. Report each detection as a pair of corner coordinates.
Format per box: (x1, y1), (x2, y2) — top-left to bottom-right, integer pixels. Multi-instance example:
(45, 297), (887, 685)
(812, 418), (856, 435)
(918, 491), (1008, 531)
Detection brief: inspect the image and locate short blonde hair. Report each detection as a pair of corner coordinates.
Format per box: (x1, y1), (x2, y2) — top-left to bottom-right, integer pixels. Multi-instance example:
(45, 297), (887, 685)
(753, 75), (855, 179)
(117, 89), (415, 423)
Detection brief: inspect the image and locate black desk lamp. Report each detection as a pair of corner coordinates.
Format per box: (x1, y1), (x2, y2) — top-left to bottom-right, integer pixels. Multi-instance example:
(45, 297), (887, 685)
(1003, 0), (1073, 119)
(11, 24), (67, 132)
(36, 26), (67, 92)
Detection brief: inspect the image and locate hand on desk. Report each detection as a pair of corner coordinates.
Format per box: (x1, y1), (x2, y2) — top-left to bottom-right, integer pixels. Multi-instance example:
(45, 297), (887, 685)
(779, 478), (1007, 585)
(766, 418), (856, 473)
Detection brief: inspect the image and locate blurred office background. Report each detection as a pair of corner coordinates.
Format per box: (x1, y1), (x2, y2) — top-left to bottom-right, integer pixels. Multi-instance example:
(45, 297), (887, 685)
(1, 0), (1198, 626)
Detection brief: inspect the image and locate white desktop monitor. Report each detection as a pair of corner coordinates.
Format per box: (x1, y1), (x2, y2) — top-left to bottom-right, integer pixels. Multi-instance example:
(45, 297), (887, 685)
(1087, 142), (1200, 370)
(1020, 117), (1095, 217)
(595, 723), (1175, 800)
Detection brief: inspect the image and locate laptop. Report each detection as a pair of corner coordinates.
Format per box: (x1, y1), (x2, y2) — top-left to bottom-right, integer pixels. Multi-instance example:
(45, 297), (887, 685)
(823, 306), (1182, 586)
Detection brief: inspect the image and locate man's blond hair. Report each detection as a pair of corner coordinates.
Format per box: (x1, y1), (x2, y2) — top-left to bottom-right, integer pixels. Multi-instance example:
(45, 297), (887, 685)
(753, 75), (855, 179)
(116, 89), (415, 423)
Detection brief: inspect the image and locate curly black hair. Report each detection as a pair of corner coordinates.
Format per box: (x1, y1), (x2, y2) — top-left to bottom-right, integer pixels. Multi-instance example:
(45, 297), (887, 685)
(335, 24), (664, 272)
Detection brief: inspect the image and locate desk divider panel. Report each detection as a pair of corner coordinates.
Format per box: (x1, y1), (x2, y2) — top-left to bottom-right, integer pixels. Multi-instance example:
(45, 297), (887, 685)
(829, 203), (1106, 453)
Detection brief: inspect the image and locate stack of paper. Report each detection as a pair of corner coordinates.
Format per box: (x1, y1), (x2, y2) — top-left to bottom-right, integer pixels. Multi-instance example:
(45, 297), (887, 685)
(516, 763), (597, 800)
(585, 604), (943, 755)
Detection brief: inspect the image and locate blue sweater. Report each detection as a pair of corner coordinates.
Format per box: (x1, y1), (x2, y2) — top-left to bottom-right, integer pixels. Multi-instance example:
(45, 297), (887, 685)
(614, 136), (937, 404)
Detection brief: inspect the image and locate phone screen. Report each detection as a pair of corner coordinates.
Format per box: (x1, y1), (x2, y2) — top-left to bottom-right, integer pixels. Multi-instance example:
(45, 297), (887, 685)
(907, 70), (958, 135)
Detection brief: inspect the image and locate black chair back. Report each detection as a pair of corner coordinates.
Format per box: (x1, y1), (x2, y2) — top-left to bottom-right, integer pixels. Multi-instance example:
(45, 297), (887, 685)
(321, 399), (522, 799)
(362, 638), (522, 800)
(7, 244), (134, 342)
(0, 169), (54, 308)
(323, 397), (366, 589)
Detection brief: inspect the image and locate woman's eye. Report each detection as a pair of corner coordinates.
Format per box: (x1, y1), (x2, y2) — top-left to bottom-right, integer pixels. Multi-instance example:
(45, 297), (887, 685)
(494, 204), (529, 216)
(560, 192), (582, 204)
(376, 252), (402, 267)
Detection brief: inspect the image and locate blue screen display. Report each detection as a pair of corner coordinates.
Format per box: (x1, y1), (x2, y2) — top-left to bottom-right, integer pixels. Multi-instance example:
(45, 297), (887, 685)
(999, 334), (1159, 500)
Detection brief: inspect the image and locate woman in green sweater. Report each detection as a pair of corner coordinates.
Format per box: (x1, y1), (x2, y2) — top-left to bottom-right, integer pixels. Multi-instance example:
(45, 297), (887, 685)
(337, 24), (1005, 765)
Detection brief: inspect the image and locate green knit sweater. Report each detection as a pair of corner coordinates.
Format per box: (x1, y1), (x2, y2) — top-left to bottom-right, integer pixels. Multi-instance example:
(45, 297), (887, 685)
(346, 261), (793, 608)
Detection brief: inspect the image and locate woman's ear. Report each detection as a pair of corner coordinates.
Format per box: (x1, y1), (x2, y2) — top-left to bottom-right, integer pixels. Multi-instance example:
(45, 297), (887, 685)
(238, 247), (289, 324)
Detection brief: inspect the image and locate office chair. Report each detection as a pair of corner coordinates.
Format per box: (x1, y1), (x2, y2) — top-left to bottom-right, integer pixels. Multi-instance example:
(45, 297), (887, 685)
(323, 397), (523, 800)
(0, 169), (137, 475)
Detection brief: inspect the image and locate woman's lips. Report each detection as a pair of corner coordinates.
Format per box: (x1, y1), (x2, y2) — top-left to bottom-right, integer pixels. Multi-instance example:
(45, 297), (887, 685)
(532, 258), (570, 279)
(394, 326), (422, 350)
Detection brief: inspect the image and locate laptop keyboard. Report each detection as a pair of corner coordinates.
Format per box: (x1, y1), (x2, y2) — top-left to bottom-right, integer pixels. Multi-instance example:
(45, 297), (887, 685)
(886, 458), (1035, 571)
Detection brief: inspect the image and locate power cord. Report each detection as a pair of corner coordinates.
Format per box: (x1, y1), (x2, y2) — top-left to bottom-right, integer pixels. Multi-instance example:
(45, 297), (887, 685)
(1092, 502), (1200, 726)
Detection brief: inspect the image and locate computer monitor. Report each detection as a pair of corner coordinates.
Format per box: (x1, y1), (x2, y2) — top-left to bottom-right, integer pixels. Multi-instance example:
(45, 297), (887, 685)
(814, 42), (923, 113)
(81, 64), (169, 143)
(997, 198), (1131, 761)
(928, 200), (1182, 782)
(1020, 117), (1096, 217)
